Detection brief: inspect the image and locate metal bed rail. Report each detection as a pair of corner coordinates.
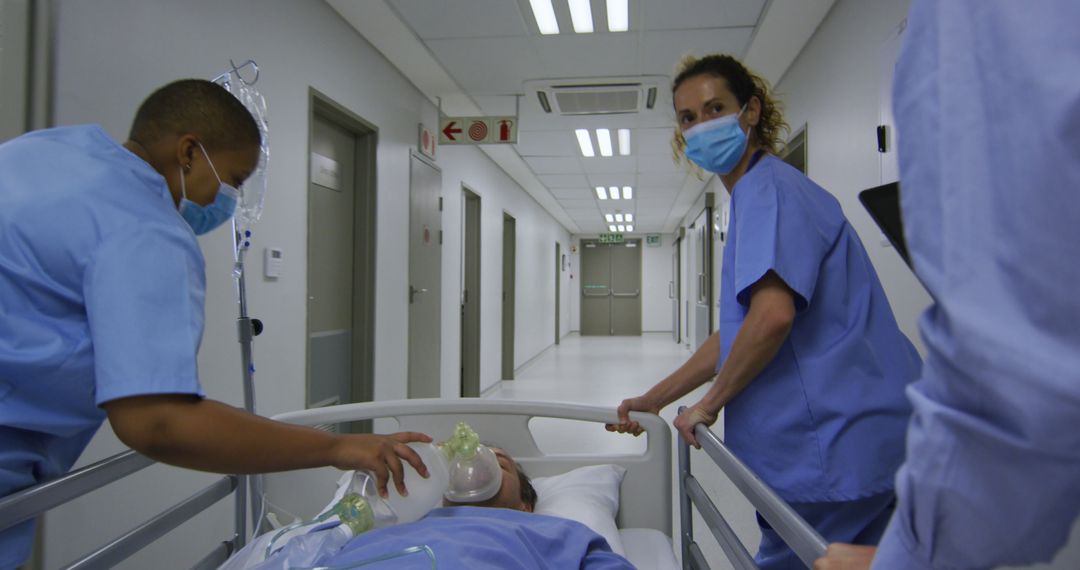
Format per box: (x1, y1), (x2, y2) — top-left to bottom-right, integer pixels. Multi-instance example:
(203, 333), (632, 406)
(0, 449), (242, 569)
(678, 408), (828, 569)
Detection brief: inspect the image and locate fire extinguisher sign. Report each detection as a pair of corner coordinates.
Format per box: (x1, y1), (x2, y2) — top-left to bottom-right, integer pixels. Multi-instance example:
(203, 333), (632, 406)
(439, 116), (518, 145)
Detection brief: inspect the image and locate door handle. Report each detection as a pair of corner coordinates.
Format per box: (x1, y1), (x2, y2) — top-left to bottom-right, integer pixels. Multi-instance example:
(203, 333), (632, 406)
(669, 281), (674, 299)
(409, 286), (428, 304)
(612, 290), (640, 298)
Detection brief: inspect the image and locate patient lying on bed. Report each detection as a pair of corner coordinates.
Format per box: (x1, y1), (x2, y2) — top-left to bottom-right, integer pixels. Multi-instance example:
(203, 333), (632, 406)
(241, 448), (634, 570)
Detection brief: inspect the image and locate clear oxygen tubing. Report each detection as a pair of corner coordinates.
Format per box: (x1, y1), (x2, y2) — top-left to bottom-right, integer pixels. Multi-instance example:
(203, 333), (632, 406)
(302, 545), (437, 569)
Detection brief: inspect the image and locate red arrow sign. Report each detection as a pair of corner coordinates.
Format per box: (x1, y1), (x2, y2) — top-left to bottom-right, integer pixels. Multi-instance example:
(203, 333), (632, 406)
(442, 121), (462, 141)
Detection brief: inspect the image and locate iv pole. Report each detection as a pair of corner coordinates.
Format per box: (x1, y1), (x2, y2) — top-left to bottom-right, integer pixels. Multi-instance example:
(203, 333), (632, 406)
(213, 59), (267, 551)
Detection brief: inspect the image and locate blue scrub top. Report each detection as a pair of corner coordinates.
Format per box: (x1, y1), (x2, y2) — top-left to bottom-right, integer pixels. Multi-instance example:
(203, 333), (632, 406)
(874, 2), (1080, 567)
(0, 125), (206, 566)
(719, 155), (920, 503)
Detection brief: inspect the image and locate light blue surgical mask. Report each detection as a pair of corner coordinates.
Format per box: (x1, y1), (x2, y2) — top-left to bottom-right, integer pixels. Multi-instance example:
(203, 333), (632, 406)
(683, 105), (749, 175)
(178, 142), (239, 235)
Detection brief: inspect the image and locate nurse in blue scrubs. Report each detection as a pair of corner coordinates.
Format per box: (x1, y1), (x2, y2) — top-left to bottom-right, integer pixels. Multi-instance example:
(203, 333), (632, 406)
(608, 55), (920, 569)
(0, 79), (430, 569)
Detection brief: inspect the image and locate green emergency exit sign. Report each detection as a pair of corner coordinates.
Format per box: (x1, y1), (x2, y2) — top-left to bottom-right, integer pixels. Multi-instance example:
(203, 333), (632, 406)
(599, 233), (624, 244)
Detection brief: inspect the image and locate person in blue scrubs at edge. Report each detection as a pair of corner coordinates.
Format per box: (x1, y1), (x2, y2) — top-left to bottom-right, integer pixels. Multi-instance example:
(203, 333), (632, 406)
(815, 1), (1080, 569)
(0, 79), (432, 569)
(607, 54), (922, 569)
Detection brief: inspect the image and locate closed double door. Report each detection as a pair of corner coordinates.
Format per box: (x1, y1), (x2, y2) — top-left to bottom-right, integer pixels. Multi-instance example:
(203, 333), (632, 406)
(581, 239), (642, 336)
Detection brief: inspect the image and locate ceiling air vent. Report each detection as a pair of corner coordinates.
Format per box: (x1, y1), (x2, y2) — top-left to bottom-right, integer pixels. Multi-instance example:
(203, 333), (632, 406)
(551, 83), (641, 115)
(529, 77), (665, 116)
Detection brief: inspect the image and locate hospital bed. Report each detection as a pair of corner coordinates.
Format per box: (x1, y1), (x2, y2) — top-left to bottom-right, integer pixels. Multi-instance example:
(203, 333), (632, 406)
(0, 399), (825, 569)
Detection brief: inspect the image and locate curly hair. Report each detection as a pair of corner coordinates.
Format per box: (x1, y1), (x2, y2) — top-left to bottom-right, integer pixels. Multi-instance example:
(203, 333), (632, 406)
(671, 54), (790, 164)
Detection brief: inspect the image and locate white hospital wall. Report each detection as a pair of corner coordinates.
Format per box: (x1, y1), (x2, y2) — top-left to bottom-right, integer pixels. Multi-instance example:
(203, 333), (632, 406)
(773, 0), (931, 352)
(40, 0), (572, 567)
(436, 144), (572, 397)
(641, 234), (676, 332)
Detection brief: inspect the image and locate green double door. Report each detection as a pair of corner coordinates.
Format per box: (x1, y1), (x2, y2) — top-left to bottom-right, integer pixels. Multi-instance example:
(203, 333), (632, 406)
(580, 239), (642, 336)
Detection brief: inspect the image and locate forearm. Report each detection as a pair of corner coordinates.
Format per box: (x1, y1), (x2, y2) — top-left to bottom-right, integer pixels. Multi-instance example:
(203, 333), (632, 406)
(699, 307), (789, 412)
(645, 331), (721, 408)
(109, 396), (341, 474)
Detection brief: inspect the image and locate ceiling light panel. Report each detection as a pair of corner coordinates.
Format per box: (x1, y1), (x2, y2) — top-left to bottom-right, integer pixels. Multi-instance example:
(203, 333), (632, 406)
(568, 0), (594, 33)
(529, 0), (560, 34)
(595, 186), (608, 200)
(575, 129), (595, 157)
(623, 186), (633, 199)
(596, 128), (613, 157)
(609, 186), (620, 200)
(607, 0), (629, 32)
(618, 129), (630, 155)
(605, 214), (614, 222)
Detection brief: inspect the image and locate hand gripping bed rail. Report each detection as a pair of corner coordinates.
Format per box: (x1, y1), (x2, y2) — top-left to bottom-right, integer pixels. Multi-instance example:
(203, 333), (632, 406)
(677, 407), (828, 569)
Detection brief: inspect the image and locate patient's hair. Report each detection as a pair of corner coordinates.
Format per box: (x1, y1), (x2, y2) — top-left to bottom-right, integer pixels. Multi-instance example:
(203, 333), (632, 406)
(129, 79), (261, 152)
(516, 461), (538, 511)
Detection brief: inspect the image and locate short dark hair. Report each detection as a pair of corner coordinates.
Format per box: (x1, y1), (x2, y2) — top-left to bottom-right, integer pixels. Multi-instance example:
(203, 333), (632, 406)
(515, 461), (538, 510)
(129, 79), (261, 152)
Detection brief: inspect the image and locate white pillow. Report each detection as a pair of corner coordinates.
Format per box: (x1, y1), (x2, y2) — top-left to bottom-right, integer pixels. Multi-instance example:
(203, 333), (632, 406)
(531, 464), (627, 556)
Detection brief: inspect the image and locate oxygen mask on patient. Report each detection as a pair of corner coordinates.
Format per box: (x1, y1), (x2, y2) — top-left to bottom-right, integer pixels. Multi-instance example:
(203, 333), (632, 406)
(225, 422), (502, 569)
(382, 421), (502, 521)
(438, 421), (502, 503)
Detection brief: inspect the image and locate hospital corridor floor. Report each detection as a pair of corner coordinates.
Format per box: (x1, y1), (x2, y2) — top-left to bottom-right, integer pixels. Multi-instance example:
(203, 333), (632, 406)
(484, 333), (760, 570)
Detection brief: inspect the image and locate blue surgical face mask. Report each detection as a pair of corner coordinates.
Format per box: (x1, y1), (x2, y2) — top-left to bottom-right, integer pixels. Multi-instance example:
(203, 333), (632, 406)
(683, 105), (749, 175)
(178, 142), (239, 235)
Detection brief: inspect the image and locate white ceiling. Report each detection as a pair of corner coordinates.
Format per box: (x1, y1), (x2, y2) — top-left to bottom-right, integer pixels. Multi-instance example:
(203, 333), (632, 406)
(327, 0), (835, 235)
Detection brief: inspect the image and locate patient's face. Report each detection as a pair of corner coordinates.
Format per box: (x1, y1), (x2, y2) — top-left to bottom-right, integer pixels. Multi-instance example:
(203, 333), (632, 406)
(445, 448), (533, 512)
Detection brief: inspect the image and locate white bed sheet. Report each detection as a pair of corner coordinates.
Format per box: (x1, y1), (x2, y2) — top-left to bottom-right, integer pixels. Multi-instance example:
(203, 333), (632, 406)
(620, 528), (679, 570)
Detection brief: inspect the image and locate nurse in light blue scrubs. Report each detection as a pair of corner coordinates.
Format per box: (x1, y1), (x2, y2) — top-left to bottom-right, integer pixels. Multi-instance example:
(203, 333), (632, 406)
(608, 55), (920, 569)
(0, 79), (429, 569)
(816, 1), (1080, 569)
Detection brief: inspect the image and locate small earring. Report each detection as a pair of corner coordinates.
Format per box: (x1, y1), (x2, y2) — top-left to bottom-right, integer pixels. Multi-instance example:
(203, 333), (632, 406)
(184, 163), (192, 171)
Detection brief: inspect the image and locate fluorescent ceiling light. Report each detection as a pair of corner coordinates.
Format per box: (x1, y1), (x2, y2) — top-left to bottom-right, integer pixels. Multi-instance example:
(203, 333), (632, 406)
(627, 225), (634, 232)
(596, 128), (613, 157)
(605, 214), (614, 223)
(575, 129), (595, 157)
(618, 225), (626, 232)
(623, 186), (633, 200)
(595, 186), (608, 200)
(626, 213), (634, 222)
(568, 0), (594, 33)
(609, 225), (617, 232)
(609, 186), (620, 200)
(607, 0), (629, 32)
(529, 0), (560, 34)
(618, 129), (630, 155)
(615, 213), (624, 223)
